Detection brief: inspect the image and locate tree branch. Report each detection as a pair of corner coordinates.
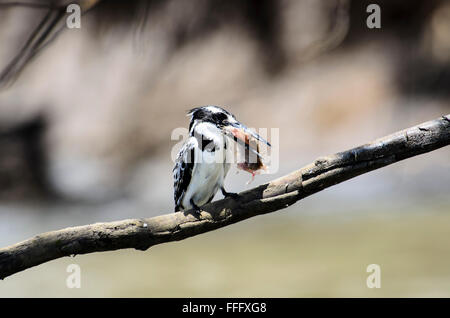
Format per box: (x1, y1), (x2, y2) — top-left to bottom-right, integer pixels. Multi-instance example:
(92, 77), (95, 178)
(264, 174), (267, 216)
(1, 115), (449, 279)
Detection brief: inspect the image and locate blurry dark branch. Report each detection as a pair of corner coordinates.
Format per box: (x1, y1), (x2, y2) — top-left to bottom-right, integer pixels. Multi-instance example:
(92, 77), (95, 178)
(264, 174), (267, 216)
(0, 0), (100, 87)
(1, 115), (449, 279)
(0, 7), (64, 87)
(0, 1), (57, 9)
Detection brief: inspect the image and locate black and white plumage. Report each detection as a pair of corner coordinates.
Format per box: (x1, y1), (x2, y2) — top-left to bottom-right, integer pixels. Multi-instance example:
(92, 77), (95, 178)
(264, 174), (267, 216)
(173, 105), (270, 214)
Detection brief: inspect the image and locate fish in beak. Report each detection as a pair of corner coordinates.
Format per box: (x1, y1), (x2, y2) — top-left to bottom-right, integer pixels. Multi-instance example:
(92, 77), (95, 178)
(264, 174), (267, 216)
(228, 122), (271, 147)
(223, 121), (271, 183)
(223, 121), (270, 157)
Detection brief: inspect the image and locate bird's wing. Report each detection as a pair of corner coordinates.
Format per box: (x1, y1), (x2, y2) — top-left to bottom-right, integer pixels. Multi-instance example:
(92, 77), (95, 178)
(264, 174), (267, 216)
(173, 137), (197, 211)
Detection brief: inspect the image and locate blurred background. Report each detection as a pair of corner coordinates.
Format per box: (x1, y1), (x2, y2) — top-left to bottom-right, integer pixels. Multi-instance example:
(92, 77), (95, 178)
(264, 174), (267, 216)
(0, 0), (449, 297)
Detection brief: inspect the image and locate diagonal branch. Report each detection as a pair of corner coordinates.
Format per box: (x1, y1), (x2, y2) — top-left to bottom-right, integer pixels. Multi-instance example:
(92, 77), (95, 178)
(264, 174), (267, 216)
(0, 0), (100, 87)
(0, 115), (449, 279)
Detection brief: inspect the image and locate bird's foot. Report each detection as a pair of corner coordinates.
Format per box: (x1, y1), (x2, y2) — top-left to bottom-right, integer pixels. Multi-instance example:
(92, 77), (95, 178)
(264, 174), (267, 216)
(221, 187), (239, 199)
(190, 199), (202, 218)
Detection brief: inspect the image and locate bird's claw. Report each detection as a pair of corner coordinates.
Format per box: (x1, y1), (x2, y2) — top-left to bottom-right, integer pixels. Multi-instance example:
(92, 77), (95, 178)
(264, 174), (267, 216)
(190, 199), (202, 218)
(193, 207), (202, 217)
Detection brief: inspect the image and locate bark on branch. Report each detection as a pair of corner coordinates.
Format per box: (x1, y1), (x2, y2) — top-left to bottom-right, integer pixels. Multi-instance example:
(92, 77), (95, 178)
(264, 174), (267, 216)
(1, 115), (449, 279)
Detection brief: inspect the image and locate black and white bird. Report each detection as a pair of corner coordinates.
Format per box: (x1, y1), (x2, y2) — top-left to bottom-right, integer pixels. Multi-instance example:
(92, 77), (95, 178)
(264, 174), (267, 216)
(173, 106), (270, 214)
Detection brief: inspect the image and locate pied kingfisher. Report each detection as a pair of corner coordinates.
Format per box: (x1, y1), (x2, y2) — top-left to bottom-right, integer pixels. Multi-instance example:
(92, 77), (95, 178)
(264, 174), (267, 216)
(173, 106), (270, 214)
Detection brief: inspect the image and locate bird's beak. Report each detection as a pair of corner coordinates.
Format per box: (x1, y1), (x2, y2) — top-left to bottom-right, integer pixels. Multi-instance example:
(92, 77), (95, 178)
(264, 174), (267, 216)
(223, 121), (271, 158)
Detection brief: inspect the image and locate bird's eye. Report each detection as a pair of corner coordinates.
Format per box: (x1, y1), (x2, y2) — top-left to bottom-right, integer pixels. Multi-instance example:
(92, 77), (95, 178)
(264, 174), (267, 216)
(212, 113), (228, 123)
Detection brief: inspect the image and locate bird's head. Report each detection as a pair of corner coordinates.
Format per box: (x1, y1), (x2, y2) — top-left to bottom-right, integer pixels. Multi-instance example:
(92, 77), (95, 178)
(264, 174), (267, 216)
(187, 106), (235, 131)
(187, 105), (271, 156)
